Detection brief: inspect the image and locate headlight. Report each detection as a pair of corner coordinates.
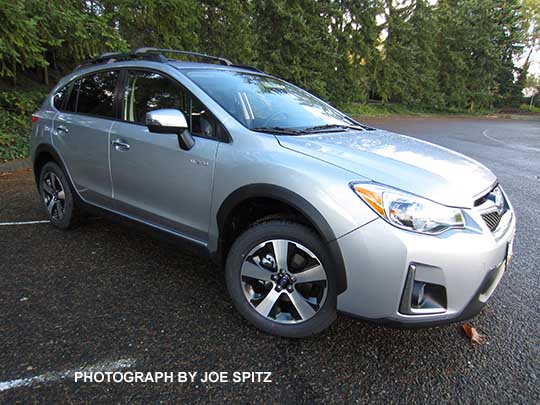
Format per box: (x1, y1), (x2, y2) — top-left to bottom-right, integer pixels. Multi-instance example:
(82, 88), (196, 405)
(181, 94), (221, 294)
(351, 182), (464, 234)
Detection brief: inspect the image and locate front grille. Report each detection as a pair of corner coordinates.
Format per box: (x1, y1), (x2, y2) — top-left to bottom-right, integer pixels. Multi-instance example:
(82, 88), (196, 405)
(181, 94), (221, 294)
(481, 211), (502, 231)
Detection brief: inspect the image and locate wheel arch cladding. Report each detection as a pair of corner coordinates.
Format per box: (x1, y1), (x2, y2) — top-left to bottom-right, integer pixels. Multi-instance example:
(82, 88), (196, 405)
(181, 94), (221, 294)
(215, 183), (348, 294)
(33, 144), (64, 187)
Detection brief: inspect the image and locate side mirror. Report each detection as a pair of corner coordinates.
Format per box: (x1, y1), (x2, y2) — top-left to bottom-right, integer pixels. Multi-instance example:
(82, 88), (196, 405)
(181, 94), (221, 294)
(146, 109), (195, 150)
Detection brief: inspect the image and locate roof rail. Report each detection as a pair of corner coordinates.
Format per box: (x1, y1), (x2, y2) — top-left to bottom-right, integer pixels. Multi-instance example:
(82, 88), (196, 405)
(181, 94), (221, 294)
(74, 48), (265, 73)
(131, 47), (233, 66)
(73, 50), (159, 70)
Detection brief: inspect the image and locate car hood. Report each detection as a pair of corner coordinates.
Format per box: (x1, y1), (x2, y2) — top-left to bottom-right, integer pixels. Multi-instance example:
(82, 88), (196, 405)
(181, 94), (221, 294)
(278, 129), (496, 208)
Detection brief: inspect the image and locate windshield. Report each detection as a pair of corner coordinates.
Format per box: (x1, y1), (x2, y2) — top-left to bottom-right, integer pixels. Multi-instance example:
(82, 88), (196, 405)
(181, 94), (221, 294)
(185, 70), (355, 132)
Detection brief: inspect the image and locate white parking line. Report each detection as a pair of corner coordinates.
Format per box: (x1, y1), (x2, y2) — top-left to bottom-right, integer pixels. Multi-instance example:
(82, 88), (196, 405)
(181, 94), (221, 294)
(0, 220), (50, 226)
(0, 358), (136, 392)
(483, 128), (540, 152)
(482, 128), (504, 144)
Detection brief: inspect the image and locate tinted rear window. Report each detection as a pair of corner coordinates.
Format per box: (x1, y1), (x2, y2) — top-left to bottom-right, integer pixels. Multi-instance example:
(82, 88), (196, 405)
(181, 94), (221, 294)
(76, 70), (118, 118)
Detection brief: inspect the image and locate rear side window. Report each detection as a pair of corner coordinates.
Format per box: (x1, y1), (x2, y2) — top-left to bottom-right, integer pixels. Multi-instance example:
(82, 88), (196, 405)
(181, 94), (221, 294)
(122, 70), (217, 138)
(76, 70), (118, 118)
(53, 85), (69, 110)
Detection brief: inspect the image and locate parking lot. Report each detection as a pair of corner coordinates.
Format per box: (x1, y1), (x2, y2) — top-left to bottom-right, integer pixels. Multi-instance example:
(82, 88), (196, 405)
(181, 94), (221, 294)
(1, 117), (539, 402)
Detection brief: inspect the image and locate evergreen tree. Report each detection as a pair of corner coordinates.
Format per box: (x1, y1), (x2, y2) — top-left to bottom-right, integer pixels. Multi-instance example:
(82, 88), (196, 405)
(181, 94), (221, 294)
(199, 0), (255, 63)
(114, 0), (200, 51)
(0, 0), (535, 110)
(434, 0), (527, 110)
(435, 0), (470, 108)
(377, 0), (417, 103)
(407, 0), (442, 106)
(493, 0), (527, 106)
(0, 1), (47, 80)
(27, 0), (128, 77)
(252, 0), (336, 99)
(330, 0), (383, 105)
(378, 0), (441, 107)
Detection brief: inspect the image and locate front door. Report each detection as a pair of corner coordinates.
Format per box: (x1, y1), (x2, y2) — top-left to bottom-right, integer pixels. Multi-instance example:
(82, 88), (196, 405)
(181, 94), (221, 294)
(109, 69), (219, 243)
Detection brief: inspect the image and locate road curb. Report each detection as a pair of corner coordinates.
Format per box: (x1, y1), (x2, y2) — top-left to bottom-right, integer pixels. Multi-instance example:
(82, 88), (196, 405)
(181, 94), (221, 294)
(492, 114), (540, 121)
(0, 158), (32, 173)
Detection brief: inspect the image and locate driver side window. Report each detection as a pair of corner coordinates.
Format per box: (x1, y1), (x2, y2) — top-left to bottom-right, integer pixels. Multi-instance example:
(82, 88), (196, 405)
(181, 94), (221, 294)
(123, 70), (217, 138)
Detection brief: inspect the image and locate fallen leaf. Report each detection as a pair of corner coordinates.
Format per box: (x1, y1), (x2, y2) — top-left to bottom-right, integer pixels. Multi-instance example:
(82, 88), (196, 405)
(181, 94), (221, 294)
(462, 323), (486, 345)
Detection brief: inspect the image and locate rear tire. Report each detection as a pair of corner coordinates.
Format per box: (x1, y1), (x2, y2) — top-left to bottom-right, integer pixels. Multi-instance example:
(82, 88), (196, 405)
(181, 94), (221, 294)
(39, 161), (80, 229)
(225, 220), (337, 338)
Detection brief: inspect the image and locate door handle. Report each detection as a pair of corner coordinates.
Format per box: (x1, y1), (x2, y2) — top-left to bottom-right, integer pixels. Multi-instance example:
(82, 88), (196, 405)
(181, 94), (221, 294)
(57, 125), (69, 134)
(112, 139), (131, 150)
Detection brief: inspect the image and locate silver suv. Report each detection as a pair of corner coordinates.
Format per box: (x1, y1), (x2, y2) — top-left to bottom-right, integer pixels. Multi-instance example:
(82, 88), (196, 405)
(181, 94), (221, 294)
(31, 48), (516, 337)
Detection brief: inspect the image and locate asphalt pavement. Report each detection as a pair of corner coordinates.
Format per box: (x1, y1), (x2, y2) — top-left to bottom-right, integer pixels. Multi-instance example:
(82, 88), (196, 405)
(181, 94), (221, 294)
(0, 117), (538, 403)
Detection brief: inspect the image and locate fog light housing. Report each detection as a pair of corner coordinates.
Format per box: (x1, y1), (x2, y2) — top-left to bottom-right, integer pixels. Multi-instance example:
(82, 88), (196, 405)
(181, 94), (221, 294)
(400, 264), (447, 315)
(411, 281), (426, 308)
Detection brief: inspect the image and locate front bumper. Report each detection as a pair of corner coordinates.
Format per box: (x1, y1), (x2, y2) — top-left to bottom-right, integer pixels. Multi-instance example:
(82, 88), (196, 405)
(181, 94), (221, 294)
(336, 208), (516, 327)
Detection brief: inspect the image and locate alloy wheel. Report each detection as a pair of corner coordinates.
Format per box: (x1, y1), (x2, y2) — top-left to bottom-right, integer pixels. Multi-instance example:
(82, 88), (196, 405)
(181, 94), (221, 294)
(42, 171), (66, 221)
(240, 239), (328, 324)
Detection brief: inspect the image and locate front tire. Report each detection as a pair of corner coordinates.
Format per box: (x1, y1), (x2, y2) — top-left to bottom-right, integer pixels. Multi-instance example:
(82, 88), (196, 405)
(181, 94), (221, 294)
(39, 161), (80, 229)
(225, 221), (337, 338)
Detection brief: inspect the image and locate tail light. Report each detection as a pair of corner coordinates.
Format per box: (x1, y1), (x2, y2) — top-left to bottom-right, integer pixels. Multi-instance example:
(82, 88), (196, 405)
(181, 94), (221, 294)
(31, 114), (39, 123)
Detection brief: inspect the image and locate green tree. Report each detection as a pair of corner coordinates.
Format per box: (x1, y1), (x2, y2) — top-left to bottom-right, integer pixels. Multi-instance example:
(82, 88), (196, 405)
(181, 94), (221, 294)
(518, 0), (540, 101)
(377, 0), (416, 104)
(26, 0), (128, 79)
(435, 0), (469, 108)
(436, 0), (526, 110)
(377, 0), (441, 106)
(0, 0), (535, 111)
(0, 0), (47, 81)
(493, 0), (527, 106)
(114, 0), (200, 50)
(253, 0), (337, 99)
(199, 0), (255, 63)
(407, 0), (442, 106)
(329, 0), (383, 105)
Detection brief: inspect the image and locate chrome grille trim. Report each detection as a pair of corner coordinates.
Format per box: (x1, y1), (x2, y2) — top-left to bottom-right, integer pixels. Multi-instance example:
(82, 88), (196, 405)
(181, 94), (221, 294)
(474, 184), (509, 234)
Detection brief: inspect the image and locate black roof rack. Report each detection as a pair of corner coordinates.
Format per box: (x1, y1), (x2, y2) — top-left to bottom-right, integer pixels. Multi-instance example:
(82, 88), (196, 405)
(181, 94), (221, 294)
(74, 47), (263, 73)
(74, 50), (158, 70)
(131, 47), (233, 66)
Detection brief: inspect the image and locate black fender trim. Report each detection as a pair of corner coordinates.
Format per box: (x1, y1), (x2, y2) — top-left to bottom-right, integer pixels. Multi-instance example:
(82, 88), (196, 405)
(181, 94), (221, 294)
(214, 184), (348, 294)
(33, 143), (65, 187)
(33, 143), (87, 207)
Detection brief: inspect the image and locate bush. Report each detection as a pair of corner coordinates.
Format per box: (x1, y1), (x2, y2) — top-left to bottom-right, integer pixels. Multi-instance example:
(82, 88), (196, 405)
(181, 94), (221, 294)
(342, 102), (491, 118)
(0, 89), (48, 161)
(343, 102), (439, 117)
(519, 103), (540, 113)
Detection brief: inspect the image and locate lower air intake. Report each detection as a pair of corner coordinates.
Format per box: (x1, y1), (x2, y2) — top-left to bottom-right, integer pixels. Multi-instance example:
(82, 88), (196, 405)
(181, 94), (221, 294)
(481, 211), (502, 232)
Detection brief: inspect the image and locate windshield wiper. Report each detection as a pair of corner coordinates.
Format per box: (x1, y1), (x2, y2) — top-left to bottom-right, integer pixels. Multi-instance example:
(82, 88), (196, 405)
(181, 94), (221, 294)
(301, 124), (365, 133)
(251, 126), (303, 135)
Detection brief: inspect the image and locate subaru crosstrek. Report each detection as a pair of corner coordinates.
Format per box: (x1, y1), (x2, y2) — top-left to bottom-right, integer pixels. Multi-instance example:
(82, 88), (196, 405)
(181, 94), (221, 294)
(31, 48), (516, 337)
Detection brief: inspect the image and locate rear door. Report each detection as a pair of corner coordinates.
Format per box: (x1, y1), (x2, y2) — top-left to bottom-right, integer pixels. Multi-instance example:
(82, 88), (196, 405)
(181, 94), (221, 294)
(109, 69), (220, 243)
(52, 70), (118, 207)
